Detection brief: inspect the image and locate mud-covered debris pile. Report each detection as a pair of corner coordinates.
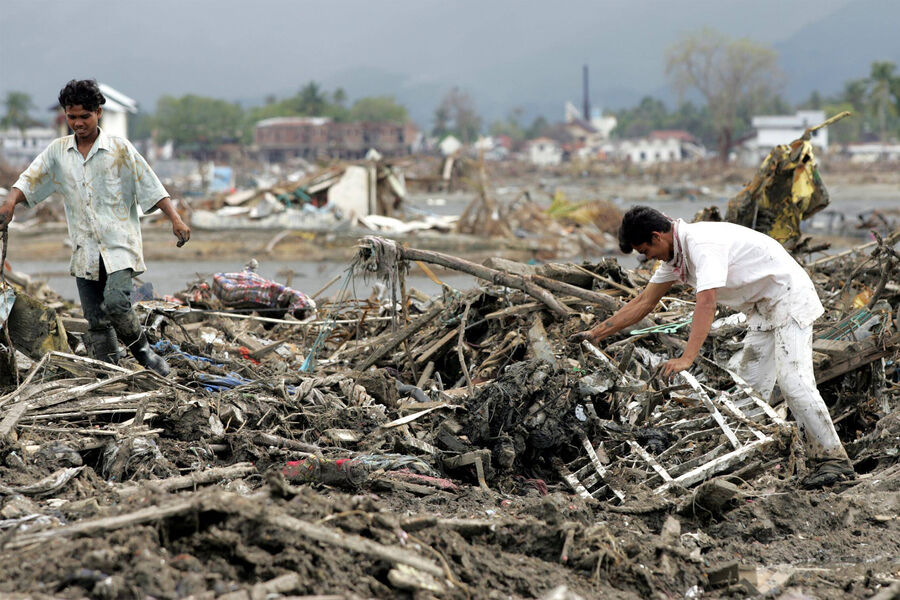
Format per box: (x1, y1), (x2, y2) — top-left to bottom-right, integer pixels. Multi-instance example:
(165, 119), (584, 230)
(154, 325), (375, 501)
(0, 232), (898, 598)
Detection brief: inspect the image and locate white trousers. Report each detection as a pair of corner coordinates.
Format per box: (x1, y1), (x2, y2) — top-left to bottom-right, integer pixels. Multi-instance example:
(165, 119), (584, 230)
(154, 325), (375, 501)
(728, 320), (849, 462)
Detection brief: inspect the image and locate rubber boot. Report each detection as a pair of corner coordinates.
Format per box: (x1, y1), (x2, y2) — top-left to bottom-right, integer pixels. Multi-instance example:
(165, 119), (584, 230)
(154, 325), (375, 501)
(801, 458), (856, 489)
(108, 311), (170, 376)
(129, 332), (171, 377)
(86, 326), (120, 364)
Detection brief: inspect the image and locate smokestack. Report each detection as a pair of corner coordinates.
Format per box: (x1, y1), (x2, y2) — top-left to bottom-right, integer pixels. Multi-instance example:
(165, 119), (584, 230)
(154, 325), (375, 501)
(582, 64), (590, 121)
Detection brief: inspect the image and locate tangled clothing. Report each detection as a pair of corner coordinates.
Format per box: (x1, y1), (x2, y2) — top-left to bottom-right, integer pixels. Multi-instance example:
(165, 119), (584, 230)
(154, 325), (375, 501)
(212, 270), (317, 316)
(728, 320), (849, 462)
(649, 219), (823, 331)
(12, 129), (168, 280)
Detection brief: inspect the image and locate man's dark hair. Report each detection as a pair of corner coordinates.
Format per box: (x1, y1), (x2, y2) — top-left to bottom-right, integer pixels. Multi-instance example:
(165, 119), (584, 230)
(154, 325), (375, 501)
(618, 205), (672, 253)
(58, 79), (106, 111)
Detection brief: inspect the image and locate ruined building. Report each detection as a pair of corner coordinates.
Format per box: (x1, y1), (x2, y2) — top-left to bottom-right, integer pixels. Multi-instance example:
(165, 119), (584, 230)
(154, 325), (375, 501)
(254, 116), (419, 162)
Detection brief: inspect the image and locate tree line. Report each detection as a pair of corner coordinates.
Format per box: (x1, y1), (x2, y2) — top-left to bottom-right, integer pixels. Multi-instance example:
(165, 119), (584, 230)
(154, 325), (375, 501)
(2, 28), (899, 158)
(0, 82), (411, 155)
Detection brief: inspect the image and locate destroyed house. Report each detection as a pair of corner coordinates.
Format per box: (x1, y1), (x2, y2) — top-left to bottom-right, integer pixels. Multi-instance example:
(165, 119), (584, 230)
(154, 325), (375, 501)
(255, 116), (418, 162)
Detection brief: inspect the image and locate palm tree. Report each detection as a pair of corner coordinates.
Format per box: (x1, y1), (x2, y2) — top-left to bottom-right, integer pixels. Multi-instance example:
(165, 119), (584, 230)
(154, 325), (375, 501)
(298, 82), (327, 116)
(868, 61), (898, 143)
(1, 91), (36, 133)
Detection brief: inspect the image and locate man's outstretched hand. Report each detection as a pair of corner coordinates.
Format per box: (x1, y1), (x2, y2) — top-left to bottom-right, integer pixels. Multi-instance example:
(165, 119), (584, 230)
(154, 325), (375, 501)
(173, 219), (191, 247)
(661, 356), (693, 381)
(568, 328), (601, 346)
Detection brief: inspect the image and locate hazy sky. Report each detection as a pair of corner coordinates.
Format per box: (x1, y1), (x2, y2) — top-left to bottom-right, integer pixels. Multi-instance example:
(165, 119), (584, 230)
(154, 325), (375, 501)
(1, 0), (893, 126)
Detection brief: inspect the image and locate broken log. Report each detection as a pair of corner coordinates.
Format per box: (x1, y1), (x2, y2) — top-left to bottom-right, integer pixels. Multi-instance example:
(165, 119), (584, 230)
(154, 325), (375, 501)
(356, 302), (444, 371)
(394, 244), (572, 319)
(815, 332), (900, 384)
(528, 273), (620, 313)
(117, 463), (257, 497)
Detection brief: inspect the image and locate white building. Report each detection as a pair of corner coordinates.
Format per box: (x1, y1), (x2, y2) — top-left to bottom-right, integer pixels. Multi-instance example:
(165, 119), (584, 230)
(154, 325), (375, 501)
(438, 135), (463, 157)
(749, 110), (827, 157)
(55, 83), (138, 140)
(617, 131), (702, 165)
(564, 102), (617, 159)
(98, 84), (138, 140)
(843, 142), (900, 163)
(0, 126), (56, 165)
(525, 137), (563, 166)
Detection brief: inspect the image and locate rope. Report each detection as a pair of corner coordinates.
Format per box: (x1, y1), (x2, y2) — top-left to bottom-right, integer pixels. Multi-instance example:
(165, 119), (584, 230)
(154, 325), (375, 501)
(0, 229), (7, 284)
(299, 267), (355, 373)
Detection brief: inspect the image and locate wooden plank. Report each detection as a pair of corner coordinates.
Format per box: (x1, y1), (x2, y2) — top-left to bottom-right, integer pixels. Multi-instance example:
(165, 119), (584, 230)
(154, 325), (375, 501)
(628, 440), (673, 482)
(5, 498), (197, 549)
(681, 372), (741, 449)
(719, 367), (786, 426)
(117, 463), (257, 497)
(356, 303), (444, 371)
(0, 402), (28, 441)
(654, 437), (774, 494)
(415, 327), (458, 365)
(812, 338), (858, 355)
(815, 332), (900, 384)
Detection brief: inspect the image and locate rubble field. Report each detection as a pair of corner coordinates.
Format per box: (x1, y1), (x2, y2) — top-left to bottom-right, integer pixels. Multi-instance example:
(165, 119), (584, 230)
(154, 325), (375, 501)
(0, 228), (898, 600)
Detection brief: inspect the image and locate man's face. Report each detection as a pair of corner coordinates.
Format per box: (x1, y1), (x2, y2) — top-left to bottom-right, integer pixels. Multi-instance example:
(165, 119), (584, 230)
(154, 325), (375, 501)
(634, 231), (673, 262)
(65, 105), (101, 140)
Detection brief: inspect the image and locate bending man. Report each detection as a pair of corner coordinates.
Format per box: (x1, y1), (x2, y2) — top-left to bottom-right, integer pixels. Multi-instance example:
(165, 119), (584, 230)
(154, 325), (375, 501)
(0, 79), (190, 376)
(570, 206), (853, 488)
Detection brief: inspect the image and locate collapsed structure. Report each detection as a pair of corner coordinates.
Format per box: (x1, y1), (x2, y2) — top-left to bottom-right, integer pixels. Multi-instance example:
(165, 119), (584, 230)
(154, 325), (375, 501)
(0, 112), (896, 598)
(0, 215), (897, 597)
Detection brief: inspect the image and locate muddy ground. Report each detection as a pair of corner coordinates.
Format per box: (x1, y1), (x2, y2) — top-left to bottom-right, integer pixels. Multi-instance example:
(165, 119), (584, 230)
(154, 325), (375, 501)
(0, 166), (898, 599)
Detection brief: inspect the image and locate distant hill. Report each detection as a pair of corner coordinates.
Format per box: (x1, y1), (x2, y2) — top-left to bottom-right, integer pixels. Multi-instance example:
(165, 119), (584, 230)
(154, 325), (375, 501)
(775, 0), (900, 100)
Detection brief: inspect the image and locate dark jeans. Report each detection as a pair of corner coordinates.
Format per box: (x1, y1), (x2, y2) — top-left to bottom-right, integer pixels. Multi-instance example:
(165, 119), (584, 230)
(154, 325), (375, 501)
(75, 259), (135, 330)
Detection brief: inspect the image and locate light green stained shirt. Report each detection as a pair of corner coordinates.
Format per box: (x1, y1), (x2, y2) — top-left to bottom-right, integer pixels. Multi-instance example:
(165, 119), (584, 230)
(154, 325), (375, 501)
(12, 129), (168, 280)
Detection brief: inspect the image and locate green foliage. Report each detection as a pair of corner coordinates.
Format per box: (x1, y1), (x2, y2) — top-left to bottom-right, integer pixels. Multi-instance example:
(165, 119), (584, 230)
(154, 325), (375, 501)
(807, 61), (900, 142)
(488, 108), (527, 143)
(823, 102), (862, 144)
(1, 91), (41, 131)
(347, 96), (409, 124)
(525, 116), (553, 140)
(432, 87), (481, 143)
(244, 82), (410, 134)
(666, 28), (782, 159)
(612, 99), (716, 146)
(155, 95), (245, 149)
(127, 111), (155, 140)
(867, 61), (899, 141)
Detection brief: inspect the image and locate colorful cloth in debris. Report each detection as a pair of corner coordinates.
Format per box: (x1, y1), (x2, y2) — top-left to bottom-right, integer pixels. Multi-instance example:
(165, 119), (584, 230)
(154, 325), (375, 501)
(211, 270), (316, 316)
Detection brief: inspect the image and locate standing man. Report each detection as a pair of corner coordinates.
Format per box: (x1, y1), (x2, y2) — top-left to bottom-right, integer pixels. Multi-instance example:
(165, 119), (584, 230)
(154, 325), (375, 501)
(0, 79), (190, 376)
(570, 206), (854, 488)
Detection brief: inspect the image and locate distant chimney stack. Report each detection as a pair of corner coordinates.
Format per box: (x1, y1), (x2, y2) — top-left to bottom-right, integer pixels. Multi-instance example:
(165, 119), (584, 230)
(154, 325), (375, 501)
(582, 64), (590, 121)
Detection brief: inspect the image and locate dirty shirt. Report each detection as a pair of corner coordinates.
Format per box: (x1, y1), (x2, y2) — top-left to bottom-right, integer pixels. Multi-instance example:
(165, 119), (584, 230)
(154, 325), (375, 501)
(12, 130), (167, 280)
(649, 219), (823, 331)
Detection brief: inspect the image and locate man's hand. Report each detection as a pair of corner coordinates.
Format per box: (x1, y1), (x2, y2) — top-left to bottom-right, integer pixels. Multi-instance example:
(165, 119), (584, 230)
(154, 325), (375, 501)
(0, 203), (15, 230)
(568, 327), (601, 346)
(661, 356), (694, 381)
(172, 218), (191, 247)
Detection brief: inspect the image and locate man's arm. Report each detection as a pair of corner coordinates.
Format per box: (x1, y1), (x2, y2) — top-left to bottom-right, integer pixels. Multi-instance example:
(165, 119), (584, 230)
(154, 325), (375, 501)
(661, 287), (718, 379)
(152, 197), (191, 247)
(0, 187), (29, 229)
(569, 280), (675, 345)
